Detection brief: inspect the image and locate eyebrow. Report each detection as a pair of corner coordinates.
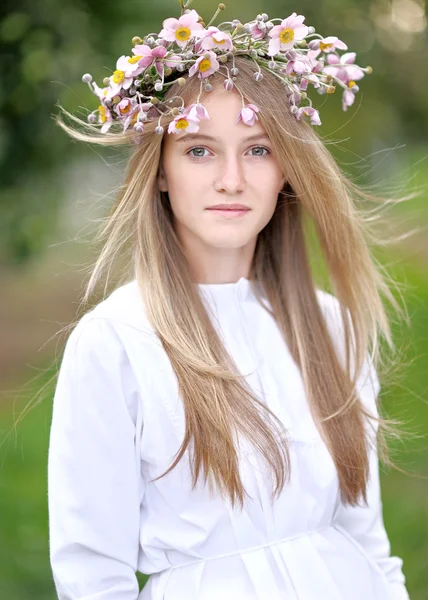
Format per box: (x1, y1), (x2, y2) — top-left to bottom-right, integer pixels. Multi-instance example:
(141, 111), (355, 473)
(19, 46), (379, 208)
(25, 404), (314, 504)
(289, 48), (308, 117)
(175, 133), (271, 144)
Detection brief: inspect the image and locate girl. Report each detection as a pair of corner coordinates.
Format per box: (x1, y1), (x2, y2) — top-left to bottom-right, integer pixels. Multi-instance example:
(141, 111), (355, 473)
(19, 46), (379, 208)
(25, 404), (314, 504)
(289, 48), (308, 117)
(47, 4), (411, 599)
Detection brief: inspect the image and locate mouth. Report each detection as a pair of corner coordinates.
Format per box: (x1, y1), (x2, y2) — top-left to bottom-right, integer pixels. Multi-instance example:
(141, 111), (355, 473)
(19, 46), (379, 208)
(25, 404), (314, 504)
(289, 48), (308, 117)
(205, 206), (251, 219)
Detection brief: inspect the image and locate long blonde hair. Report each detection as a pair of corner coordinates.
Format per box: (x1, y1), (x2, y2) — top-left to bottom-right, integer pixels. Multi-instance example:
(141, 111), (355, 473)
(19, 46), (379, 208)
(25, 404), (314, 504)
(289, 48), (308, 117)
(13, 55), (418, 509)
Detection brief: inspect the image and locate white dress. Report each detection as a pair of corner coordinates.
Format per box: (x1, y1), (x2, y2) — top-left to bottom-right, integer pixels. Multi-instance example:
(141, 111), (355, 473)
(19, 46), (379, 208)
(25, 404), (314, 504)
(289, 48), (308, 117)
(47, 276), (410, 600)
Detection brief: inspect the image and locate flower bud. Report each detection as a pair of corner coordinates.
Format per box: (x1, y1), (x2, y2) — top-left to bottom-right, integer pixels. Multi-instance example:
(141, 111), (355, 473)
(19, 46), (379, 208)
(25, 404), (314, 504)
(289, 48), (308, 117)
(285, 50), (296, 60)
(154, 82), (163, 91)
(171, 107), (180, 115)
(82, 73), (92, 83)
(300, 91), (307, 99)
(164, 67), (172, 76)
(307, 26), (315, 34)
(268, 60), (276, 69)
(266, 21), (274, 30)
(218, 55), (228, 63)
(87, 113), (97, 123)
(218, 3), (225, 10)
(205, 82), (213, 91)
(232, 19), (240, 27)
(185, 51), (193, 59)
(146, 36), (155, 45)
(224, 79), (234, 91)
(326, 85), (336, 94)
(256, 14), (264, 21)
(134, 79), (142, 87)
(177, 77), (186, 86)
(262, 13), (268, 20)
(254, 72), (264, 82)
(250, 49), (258, 57)
(138, 111), (148, 122)
(150, 97), (159, 104)
(290, 105), (298, 114)
(366, 65), (373, 74)
(351, 84), (359, 93)
(230, 67), (239, 76)
(134, 123), (144, 133)
(244, 24), (252, 33)
(235, 22), (244, 31)
(177, 63), (186, 72)
(155, 125), (164, 134)
(308, 40), (320, 50)
(103, 77), (111, 85)
(132, 36), (143, 45)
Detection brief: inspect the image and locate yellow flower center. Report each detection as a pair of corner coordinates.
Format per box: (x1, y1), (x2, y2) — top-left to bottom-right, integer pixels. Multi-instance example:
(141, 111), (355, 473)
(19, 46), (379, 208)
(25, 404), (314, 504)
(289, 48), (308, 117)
(112, 70), (125, 84)
(175, 118), (189, 130)
(176, 27), (191, 41)
(280, 28), (294, 44)
(212, 35), (225, 44)
(348, 80), (356, 88)
(319, 42), (333, 52)
(120, 103), (131, 114)
(326, 85), (336, 94)
(128, 55), (142, 64)
(98, 105), (107, 123)
(198, 58), (212, 72)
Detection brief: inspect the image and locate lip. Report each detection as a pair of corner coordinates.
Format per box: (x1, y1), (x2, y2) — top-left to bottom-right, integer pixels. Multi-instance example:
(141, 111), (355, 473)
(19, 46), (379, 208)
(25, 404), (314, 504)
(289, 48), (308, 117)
(205, 206), (251, 219)
(206, 204), (250, 210)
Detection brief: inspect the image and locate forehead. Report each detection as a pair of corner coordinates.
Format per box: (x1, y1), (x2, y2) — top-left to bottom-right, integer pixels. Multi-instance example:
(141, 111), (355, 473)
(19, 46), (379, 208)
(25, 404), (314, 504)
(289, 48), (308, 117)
(167, 87), (269, 145)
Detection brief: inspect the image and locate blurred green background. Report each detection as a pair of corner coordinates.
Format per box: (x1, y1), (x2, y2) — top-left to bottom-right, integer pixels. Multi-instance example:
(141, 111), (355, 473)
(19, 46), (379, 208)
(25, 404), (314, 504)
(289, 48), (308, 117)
(0, 0), (427, 598)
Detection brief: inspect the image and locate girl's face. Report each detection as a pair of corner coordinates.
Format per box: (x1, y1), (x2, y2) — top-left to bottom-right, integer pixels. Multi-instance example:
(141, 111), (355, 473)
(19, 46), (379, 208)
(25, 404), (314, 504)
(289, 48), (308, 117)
(158, 86), (286, 271)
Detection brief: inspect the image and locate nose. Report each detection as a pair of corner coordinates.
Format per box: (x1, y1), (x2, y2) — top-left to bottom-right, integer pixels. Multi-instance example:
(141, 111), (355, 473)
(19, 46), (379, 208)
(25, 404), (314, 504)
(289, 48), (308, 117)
(214, 153), (246, 195)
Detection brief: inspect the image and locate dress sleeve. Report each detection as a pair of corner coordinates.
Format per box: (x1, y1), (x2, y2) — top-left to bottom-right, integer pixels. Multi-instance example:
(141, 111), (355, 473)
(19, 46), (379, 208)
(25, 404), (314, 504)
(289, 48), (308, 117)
(47, 316), (142, 600)
(333, 355), (410, 600)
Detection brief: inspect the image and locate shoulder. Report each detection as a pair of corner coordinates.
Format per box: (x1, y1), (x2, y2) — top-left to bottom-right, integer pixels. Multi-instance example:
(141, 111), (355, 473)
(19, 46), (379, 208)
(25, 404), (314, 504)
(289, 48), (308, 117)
(62, 279), (158, 363)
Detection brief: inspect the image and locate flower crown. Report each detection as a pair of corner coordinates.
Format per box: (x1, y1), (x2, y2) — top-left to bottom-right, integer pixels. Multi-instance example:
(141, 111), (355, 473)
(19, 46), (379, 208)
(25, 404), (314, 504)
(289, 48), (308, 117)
(81, 1), (372, 136)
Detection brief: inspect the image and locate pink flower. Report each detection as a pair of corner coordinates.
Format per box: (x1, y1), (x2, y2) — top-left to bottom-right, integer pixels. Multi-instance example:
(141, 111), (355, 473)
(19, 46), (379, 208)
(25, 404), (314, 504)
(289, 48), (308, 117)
(132, 45), (182, 78)
(188, 50), (220, 79)
(183, 103), (210, 121)
(268, 12), (309, 56)
(323, 52), (364, 85)
(98, 104), (113, 133)
(200, 26), (233, 51)
(92, 82), (109, 101)
(236, 103), (260, 126)
(117, 54), (145, 78)
(318, 36), (348, 53)
(286, 55), (312, 76)
(168, 115), (200, 134)
(251, 22), (266, 40)
(295, 106), (322, 126)
(115, 97), (133, 117)
(323, 52), (364, 111)
(159, 9), (205, 49)
(106, 56), (134, 100)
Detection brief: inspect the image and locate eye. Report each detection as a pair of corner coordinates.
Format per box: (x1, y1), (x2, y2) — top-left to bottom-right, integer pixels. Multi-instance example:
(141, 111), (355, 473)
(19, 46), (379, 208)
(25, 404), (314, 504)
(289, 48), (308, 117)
(249, 146), (270, 158)
(187, 147), (210, 159)
(186, 146), (271, 160)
